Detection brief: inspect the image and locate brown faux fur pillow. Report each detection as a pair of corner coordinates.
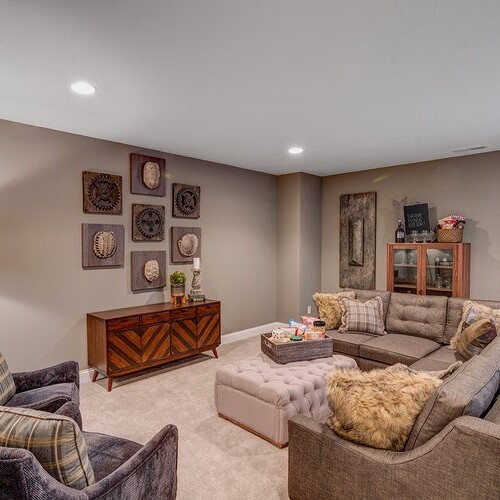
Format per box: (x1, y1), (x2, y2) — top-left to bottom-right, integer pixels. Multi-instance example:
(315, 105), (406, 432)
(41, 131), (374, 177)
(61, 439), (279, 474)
(313, 291), (356, 330)
(325, 365), (446, 451)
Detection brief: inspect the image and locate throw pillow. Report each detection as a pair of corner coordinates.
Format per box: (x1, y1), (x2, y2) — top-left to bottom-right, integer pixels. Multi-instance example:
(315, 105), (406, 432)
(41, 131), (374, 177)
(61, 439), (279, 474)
(313, 291), (356, 330)
(450, 301), (500, 357)
(325, 365), (444, 451)
(0, 406), (95, 489)
(339, 296), (386, 335)
(0, 352), (16, 405)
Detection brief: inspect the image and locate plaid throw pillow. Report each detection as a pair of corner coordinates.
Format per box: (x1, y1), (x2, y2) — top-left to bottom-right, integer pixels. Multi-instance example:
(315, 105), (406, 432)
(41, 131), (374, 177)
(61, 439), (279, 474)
(0, 352), (16, 405)
(0, 406), (95, 489)
(339, 296), (386, 335)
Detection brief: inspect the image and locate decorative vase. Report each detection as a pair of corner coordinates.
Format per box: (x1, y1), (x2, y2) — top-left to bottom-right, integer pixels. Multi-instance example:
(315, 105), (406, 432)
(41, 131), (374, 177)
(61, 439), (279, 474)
(170, 284), (186, 306)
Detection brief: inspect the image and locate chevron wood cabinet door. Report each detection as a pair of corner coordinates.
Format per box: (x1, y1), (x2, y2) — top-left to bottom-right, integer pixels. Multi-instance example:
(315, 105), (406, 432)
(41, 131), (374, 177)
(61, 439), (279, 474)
(108, 329), (142, 373)
(171, 318), (197, 355)
(197, 313), (221, 349)
(141, 323), (170, 363)
(87, 299), (221, 391)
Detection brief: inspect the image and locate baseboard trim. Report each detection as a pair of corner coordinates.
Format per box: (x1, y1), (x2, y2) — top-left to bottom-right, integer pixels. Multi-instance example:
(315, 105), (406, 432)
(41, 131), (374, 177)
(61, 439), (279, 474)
(220, 322), (286, 345)
(79, 321), (286, 384)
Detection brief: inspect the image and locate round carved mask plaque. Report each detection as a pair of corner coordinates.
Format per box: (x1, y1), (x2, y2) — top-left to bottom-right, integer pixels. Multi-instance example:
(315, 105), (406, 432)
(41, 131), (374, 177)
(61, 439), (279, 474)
(142, 161), (161, 190)
(144, 259), (160, 282)
(93, 231), (117, 259)
(177, 233), (198, 257)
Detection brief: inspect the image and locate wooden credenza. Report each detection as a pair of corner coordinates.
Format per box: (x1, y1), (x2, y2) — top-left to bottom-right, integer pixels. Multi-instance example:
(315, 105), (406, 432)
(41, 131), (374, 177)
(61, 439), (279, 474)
(87, 300), (221, 391)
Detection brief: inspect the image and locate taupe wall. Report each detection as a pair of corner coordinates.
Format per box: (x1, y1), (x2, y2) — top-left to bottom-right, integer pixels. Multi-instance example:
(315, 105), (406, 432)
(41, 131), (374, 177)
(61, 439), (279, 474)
(277, 173), (322, 321)
(0, 120), (278, 371)
(321, 152), (500, 300)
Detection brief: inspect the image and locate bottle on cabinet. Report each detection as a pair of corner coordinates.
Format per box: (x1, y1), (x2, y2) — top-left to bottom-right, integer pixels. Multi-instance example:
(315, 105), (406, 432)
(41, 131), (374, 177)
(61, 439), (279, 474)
(395, 219), (405, 243)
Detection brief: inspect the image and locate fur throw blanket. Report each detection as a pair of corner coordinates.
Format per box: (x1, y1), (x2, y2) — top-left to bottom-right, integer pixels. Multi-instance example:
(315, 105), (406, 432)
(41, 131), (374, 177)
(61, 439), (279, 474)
(325, 362), (462, 451)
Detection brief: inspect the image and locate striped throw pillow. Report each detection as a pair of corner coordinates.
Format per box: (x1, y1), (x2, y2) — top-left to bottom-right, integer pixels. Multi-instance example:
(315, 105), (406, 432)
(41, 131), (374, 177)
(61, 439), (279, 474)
(0, 406), (95, 489)
(0, 352), (16, 405)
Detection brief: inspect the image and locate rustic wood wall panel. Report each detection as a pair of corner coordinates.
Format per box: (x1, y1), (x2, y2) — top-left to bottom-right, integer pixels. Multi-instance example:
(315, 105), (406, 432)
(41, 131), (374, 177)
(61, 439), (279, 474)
(82, 223), (124, 268)
(339, 192), (376, 289)
(131, 251), (166, 292)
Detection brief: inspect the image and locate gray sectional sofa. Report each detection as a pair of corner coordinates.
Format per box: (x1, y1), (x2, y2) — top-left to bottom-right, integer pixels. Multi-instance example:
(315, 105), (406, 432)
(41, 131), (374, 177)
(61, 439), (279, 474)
(328, 289), (498, 371)
(288, 290), (500, 499)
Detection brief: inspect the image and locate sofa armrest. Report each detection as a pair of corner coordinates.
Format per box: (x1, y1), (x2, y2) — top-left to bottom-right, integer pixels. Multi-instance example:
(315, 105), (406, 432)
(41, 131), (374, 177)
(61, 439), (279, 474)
(84, 424), (178, 500)
(288, 415), (500, 500)
(12, 361), (80, 393)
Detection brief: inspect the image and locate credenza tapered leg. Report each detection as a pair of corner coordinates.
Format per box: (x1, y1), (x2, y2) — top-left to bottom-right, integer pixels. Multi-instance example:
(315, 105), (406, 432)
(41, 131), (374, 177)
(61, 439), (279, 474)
(107, 377), (113, 392)
(92, 370), (98, 382)
(212, 348), (218, 358)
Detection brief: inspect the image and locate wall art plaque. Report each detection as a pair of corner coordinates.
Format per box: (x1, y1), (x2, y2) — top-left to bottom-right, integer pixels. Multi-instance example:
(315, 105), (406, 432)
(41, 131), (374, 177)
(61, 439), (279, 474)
(82, 223), (124, 268)
(404, 203), (430, 235)
(132, 204), (165, 241)
(171, 226), (201, 264)
(131, 251), (166, 292)
(130, 153), (166, 196)
(339, 192), (376, 290)
(172, 183), (201, 218)
(82, 171), (122, 214)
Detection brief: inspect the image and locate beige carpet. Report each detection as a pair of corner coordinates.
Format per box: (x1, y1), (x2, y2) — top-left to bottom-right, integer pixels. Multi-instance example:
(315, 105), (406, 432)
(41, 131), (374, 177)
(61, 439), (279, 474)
(81, 336), (289, 499)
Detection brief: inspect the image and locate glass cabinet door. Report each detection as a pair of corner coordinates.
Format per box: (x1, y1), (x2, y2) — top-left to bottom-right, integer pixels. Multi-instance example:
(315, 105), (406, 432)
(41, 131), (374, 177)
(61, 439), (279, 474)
(425, 247), (454, 296)
(392, 248), (418, 294)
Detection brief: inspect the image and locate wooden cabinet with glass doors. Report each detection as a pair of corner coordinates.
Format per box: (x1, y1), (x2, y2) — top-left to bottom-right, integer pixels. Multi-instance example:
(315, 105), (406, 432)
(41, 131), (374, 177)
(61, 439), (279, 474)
(387, 243), (470, 298)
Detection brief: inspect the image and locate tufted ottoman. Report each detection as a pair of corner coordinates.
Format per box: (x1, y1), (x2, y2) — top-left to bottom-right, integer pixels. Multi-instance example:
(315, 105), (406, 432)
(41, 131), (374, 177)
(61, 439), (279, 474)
(214, 354), (356, 447)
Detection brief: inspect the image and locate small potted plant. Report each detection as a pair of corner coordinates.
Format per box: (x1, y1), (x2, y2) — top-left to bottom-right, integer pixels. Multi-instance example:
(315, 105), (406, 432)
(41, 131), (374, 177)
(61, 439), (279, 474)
(170, 271), (187, 306)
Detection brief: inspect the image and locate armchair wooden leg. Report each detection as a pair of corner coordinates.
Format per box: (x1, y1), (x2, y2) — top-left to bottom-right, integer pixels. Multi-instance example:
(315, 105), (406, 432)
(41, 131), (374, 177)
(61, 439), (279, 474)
(212, 348), (219, 358)
(107, 377), (113, 392)
(92, 370), (99, 383)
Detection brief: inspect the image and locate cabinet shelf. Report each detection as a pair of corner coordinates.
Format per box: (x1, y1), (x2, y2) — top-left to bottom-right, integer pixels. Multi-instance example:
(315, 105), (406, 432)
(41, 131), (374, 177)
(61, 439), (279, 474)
(387, 243), (470, 298)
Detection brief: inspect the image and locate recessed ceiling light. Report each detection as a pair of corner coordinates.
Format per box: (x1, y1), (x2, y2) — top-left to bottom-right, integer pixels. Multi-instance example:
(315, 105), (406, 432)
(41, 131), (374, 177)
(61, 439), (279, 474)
(452, 145), (487, 153)
(288, 147), (304, 155)
(70, 81), (96, 95)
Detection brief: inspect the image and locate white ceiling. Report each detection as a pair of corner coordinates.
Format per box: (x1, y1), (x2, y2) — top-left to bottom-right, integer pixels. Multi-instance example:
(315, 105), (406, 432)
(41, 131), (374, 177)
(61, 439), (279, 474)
(1, 0), (499, 176)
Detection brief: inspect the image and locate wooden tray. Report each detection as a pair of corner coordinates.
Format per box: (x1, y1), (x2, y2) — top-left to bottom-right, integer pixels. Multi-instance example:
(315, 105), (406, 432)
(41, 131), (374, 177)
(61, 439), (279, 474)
(260, 333), (333, 364)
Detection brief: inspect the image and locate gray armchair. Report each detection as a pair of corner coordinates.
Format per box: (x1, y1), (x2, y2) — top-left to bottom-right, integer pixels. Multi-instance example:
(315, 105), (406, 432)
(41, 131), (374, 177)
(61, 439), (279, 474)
(5, 360), (80, 413)
(0, 404), (178, 500)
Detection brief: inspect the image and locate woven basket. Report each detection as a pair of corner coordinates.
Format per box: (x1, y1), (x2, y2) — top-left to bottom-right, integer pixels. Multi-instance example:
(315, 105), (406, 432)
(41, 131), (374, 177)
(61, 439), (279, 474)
(261, 333), (333, 364)
(436, 228), (463, 243)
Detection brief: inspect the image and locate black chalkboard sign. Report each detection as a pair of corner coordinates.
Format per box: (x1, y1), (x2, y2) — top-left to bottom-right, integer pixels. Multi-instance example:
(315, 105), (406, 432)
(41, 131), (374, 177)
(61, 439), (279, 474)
(403, 203), (430, 234)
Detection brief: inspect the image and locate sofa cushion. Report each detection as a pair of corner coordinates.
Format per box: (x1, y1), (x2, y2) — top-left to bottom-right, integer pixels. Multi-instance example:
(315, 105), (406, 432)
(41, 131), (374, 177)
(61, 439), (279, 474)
(444, 298), (500, 343)
(0, 352), (16, 405)
(339, 296), (386, 335)
(313, 291), (356, 330)
(84, 431), (142, 482)
(5, 382), (79, 413)
(325, 364), (443, 451)
(385, 293), (447, 342)
(0, 406), (95, 489)
(359, 334), (440, 365)
(328, 331), (376, 357)
(405, 354), (500, 450)
(409, 357), (455, 372)
(344, 289), (391, 319)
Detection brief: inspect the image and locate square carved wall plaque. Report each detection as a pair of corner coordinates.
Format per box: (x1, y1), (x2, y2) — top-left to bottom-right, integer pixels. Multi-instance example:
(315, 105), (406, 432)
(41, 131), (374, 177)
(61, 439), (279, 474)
(130, 153), (166, 196)
(172, 183), (201, 218)
(171, 226), (201, 264)
(82, 171), (122, 214)
(131, 251), (166, 292)
(132, 204), (165, 241)
(82, 224), (124, 268)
